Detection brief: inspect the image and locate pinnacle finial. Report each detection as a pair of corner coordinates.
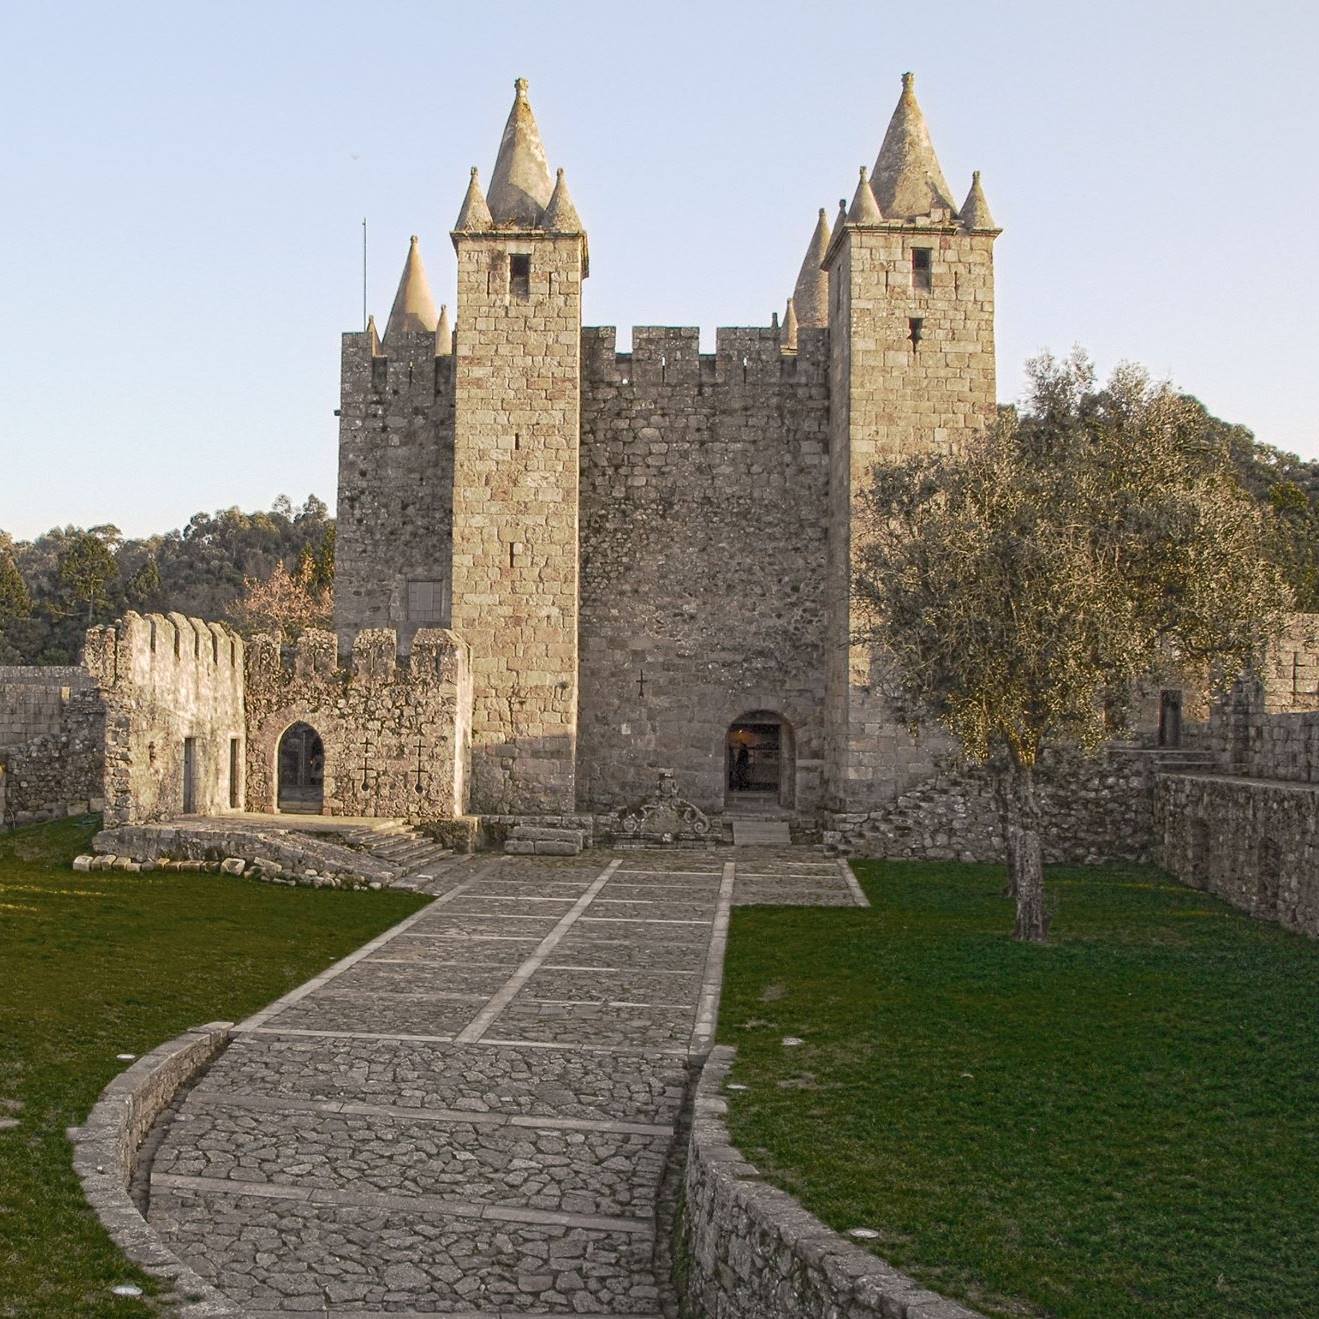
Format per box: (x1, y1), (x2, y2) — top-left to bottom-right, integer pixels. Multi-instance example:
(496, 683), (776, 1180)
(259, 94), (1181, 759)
(872, 71), (956, 220)
(847, 165), (883, 224)
(385, 234), (439, 341)
(366, 313), (381, 356)
(488, 77), (555, 226)
(793, 207), (832, 328)
(781, 296), (799, 353)
(435, 303), (453, 357)
(454, 165), (493, 232)
(958, 169), (999, 232)
(543, 166), (585, 234)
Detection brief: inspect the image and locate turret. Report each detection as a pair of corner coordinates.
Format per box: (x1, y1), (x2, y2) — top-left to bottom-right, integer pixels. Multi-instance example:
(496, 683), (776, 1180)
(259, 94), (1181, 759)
(448, 78), (588, 814)
(822, 72), (1001, 815)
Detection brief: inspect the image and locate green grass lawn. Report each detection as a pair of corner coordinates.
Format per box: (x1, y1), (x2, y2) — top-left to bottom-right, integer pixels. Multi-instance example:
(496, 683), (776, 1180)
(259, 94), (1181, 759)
(718, 860), (1319, 1319)
(0, 816), (427, 1319)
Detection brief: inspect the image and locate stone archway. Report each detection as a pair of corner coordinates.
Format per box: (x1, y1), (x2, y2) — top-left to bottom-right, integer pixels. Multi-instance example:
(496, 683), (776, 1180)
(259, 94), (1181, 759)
(724, 711), (795, 812)
(277, 722), (325, 814)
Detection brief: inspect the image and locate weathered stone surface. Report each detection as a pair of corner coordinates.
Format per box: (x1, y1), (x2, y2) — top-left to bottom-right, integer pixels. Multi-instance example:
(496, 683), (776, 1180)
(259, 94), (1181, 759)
(1156, 774), (1319, 936)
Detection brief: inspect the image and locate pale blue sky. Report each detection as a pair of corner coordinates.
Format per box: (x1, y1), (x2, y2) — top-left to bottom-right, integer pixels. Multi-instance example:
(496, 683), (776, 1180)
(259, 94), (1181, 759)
(1, 0), (1315, 540)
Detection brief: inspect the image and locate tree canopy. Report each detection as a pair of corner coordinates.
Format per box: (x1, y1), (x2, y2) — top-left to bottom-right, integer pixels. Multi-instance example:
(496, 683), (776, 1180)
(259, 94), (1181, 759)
(0, 496), (334, 664)
(855, 352), (1293, 941)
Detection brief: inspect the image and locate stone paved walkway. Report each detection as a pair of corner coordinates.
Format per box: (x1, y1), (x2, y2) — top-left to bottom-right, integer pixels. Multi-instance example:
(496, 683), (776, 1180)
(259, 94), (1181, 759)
(145, 847), (860, 1315)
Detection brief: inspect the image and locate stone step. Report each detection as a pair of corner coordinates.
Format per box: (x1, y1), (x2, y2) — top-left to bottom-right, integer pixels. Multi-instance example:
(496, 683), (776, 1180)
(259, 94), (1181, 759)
(509, 826), (585, 844)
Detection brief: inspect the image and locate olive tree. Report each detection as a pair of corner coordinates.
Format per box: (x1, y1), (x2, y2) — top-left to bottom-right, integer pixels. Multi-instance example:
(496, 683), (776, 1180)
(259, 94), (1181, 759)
(854, 353), (1292, 942)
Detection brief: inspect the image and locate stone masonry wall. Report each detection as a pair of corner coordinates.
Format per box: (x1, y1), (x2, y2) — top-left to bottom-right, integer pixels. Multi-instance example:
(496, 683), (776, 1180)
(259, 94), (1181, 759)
(1194, 615), (1319, 781)
(835, 746), (1163, 864)
(334, 328), (455, 654)
(1155, 774), (1319, 937)
(88, 613), (246, 827)
(577, 325), (830, 815)
(823, 223), (997, 816)
(0, 666), (105, 824)
(244, 627), (472, 822)
(450, 230), (585, 815)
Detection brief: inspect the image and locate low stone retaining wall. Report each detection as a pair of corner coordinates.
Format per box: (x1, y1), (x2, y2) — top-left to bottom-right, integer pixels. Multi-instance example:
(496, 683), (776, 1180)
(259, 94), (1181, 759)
(91, 823), (397, 888)
(828, 747), (1163, 865)
(1155, 773), (1319, 936)
(69, 1023), (243, 1318)
(679, 1046), (982, 1319)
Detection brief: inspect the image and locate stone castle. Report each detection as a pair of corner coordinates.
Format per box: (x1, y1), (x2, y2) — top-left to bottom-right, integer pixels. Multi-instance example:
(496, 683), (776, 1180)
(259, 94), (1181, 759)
(1, 76), (1315, 935)
(334, 73), (998, 822)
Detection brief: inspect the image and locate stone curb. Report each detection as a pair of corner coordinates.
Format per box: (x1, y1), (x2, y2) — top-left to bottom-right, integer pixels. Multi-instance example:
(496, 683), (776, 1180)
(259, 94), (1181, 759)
(69, 1022), (246, 1318)
(680, 1045), (985, 1319)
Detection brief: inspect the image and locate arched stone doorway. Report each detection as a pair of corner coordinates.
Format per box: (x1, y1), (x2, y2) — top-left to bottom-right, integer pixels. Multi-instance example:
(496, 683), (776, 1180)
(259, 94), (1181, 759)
(724, 711), (795, 811)
(278, 722), (325, 814)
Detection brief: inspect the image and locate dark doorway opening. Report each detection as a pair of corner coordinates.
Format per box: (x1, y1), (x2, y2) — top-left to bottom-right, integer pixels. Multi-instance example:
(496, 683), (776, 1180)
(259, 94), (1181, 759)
(278, 723), (325, 814)
(1158, 690), (1183, 748)
(725, 712), (794, 811)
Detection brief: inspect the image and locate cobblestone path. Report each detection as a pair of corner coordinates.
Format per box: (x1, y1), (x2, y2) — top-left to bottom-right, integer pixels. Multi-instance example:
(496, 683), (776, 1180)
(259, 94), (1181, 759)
(146, 848), (859, 1316)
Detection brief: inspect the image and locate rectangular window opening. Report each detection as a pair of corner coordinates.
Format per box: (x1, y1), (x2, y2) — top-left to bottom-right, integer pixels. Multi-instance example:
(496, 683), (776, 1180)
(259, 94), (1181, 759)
(509, 253), (531, 299)
(406, 578), (449, 625)
(912, 247), (932, 292)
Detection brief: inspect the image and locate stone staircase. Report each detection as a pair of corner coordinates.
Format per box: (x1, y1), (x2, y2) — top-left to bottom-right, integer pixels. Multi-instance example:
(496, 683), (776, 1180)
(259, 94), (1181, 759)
(329, 822), (458, 887)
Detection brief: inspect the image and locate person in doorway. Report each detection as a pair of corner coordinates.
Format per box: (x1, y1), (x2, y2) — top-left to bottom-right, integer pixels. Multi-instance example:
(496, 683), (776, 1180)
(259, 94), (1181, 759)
(734, 743), (750, 790)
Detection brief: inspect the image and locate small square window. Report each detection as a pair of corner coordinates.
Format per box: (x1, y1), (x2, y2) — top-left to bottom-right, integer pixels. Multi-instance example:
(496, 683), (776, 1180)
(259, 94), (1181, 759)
(509, 253), (531, 299)
(407, 579), (448, 624)
(912, 247), (932, 292)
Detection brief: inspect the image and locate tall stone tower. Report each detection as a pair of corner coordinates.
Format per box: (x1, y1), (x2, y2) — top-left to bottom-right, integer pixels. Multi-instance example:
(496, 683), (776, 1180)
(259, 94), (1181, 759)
(449, 79), (588, 814)
(822, 73), (1001, 814)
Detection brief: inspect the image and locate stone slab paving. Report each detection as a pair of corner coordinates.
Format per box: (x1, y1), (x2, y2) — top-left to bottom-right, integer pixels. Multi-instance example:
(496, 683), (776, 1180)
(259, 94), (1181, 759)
(145, 846), (852, 1315)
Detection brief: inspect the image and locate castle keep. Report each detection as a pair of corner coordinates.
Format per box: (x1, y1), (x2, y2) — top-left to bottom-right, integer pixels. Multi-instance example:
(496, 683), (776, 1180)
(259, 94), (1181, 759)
(0, 74), (1315, 933)
(334, 73), (999, 822)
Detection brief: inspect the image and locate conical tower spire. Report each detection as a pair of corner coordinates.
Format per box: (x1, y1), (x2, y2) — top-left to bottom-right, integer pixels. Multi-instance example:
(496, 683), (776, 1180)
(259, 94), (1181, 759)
(872, 72), (956, 220)
(793, 208), (832, 329)
(543, 168), (583, 232)
(384, 236), (438, 341)
(435, 303), (452, 357)
(487, 77), (555, 227)
(847, 166), (883, 224)
(959, 170), (998, 231)
(454, 167), (493, 231)
(781, 297), (799, 353)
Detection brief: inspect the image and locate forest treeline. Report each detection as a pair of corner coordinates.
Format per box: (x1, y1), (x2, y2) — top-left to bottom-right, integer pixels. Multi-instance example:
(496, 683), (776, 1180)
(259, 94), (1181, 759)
(0, 397), (1317, 667)
(0, 495), (334, 664)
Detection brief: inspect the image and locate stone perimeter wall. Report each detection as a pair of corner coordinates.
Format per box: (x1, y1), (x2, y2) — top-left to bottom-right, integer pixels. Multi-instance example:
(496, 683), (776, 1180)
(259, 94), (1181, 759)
(578, 326), (830, 816)
(0, 665), (105, 824)
(1155, 774), (1319, 937)
(244, 627), (472, 822)
(679, 1046), (982, 1319)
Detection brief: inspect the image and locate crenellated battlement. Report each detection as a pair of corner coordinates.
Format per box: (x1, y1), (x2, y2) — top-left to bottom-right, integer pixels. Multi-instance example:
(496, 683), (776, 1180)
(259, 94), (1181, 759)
(247, 627), (470, 692)
(84, 612), (244, 692)
(581, 325), (829, 390)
